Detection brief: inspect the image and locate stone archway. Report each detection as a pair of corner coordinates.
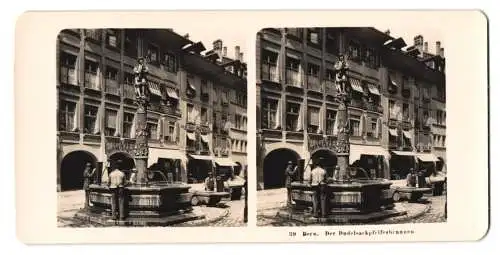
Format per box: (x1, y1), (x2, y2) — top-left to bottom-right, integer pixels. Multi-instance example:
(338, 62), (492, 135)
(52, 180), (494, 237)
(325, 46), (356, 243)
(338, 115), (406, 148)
(310, 149), (338, 178)
(263, 148), (300, 189)
(60, 150), (97, 191)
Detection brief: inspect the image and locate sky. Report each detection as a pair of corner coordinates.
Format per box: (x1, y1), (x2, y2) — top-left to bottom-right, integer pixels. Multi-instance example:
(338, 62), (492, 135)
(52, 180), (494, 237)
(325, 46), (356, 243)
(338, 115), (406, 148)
(169, 25), (445, 61)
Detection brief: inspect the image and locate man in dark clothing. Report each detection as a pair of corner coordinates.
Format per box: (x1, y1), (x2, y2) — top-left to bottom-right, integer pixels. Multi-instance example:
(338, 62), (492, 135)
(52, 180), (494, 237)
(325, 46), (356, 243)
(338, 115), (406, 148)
(83, 162), (96, 209)
(285, 161), (298, 206)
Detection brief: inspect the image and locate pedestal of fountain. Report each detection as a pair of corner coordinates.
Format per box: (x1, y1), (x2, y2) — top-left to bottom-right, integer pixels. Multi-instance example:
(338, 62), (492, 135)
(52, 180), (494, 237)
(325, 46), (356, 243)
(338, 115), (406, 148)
(75, 183), (205, 226)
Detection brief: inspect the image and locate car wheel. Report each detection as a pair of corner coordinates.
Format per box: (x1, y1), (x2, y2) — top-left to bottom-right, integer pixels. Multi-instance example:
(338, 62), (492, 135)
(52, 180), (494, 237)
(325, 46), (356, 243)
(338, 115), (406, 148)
(393, 191), (401, 202)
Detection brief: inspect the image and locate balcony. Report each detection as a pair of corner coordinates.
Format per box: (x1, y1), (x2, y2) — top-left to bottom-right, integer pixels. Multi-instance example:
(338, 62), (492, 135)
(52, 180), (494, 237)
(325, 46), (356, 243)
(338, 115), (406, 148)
(162, 105), (181, 116)
(366, 103), (383, 113)
(350, 99), (365, 109)
(324, 80), (337, 96)
(285, 69), (302, 88)
(261, 63), (280, 83)
(105, 79), (120, 95)
(59, 66), (78, 86)
(124, 84), (135, 99)
(306, 75), (321, 92)
(84, 72), (100, 91)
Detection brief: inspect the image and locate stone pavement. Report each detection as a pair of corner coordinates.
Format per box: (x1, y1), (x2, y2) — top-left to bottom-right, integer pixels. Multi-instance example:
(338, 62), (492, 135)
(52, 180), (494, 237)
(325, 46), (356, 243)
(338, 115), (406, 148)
(257, 188), (446, 226)
(58, 189), (246, 227)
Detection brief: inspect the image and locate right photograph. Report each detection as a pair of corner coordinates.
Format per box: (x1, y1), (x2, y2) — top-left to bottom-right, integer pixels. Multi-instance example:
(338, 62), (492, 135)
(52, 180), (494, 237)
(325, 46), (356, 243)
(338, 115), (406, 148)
(256, 27), (447, 226)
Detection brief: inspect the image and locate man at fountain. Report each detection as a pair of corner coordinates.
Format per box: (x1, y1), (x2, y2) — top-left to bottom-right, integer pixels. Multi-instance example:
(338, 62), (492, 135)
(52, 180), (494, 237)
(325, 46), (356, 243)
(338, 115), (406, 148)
(204, 171), (215, 191)
(406, 168), (417, 187)
(108, 160), (127, 221)
(284, 161), (298, 206)
(311, 159), (327, 218)
(83, 162), (96, 210)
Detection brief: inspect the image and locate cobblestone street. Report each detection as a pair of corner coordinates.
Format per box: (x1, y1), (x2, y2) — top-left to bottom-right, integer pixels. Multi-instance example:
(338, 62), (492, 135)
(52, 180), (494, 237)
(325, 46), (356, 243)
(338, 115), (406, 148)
(257, 188), (446, 226)
(58, 190), (246, 227)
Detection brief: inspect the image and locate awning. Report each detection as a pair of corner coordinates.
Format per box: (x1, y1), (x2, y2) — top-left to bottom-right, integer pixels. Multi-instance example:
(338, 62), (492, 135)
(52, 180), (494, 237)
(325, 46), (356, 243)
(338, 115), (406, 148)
(389, 128), (398, 136)
(416, 153), (439, 162)
(186, 132), (196, 141)
(350, 78), (364, 93)
(189, 154), (213, 161)
(201, 134), (209, 143)
(391, 151), (416, 156)
(166, 87), (179, 99)
(367, 83), (381, 96)
(389, 75), (398, 87)
(349, 145), (390, 164)
(214, 157), (238, 167)
(148, 148), (187, 167)
(148, 82), (162, 97)
(403, 130), (412, 139)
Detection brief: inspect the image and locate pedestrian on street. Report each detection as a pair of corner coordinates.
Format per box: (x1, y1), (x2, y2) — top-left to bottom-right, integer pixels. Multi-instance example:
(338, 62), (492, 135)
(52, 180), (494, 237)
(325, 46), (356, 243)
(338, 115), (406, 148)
(204, 172), (215, 191)
(285, 161), (298, 206)
(83, 162), (96, 210)
(406, 168), (417, 187)
(108, 161), (127, 221)
(311, 159), (327, 218)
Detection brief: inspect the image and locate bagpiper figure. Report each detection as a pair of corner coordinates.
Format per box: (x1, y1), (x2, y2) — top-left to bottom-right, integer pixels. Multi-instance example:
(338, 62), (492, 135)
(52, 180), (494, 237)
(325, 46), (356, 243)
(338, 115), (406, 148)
(334, 55), (349, 94)
(133, 57), (149, 99)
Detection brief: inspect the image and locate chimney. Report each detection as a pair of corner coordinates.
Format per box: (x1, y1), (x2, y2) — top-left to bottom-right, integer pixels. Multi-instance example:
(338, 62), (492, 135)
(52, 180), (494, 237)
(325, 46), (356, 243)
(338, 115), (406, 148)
(440, 48), (444, 58)
(385, 29), (390, 35)
(183, 33), (189, 39)
(423, 42), (428, 53)
(239, 52), (244, 62)
(235, 46), (240, 61)
(414, 35), (423, 53)
(435, 41), (441, 56)
(223, 46), (227, 57)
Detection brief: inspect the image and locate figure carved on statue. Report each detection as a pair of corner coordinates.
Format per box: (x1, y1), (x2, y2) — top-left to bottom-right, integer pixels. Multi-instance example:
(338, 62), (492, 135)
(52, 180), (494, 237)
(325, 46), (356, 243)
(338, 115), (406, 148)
(134, 57), (149, 100)
(334, 55), (350, 95)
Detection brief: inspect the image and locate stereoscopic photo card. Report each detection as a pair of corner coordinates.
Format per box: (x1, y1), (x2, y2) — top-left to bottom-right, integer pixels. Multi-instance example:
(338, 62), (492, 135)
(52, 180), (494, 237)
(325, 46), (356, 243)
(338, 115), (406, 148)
(15, 10), (488, 243)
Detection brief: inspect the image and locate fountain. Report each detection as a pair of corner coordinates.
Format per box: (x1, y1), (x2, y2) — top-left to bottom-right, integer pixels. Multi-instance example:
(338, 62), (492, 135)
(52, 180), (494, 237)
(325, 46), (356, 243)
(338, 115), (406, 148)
(277, 55), (406, 224)
(74, 57), (205, 226)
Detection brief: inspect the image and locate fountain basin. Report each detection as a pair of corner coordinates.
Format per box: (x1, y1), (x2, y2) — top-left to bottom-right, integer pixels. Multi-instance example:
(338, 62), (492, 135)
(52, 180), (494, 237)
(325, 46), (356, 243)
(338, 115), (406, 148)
(278, 179), (406, 224)
(74, 183), (205, 226)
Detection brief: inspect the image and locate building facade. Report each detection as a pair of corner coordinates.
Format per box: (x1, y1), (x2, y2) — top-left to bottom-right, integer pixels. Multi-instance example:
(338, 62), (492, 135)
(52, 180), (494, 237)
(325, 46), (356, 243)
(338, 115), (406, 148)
(57, 29), (247, 191)
(256, 27), (446, 190)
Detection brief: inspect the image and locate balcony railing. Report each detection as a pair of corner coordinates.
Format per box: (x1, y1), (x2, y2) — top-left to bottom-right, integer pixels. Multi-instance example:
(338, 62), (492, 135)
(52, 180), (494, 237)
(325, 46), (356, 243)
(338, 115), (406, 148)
(84, 72), (100, 90)
(105, 79), (120, 95)
(162, 105), (181, 116)
(261, 63), (279, 83)
(60, 66), (78, 86)
(350, 99), (365, 109)
(285, 69), (302, 88)
(324, 80), (337, 96)
(307, 75), (321, 91)
(124, 84), (135, 99)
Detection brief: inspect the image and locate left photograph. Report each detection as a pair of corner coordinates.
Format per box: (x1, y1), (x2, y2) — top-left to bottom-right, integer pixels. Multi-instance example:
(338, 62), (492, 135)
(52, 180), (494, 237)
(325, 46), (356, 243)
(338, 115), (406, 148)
(57, 28), (248, 227)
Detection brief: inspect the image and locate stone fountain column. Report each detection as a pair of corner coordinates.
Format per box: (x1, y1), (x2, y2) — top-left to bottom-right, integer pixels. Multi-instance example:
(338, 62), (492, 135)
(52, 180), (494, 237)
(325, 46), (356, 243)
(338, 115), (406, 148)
(133, 58), (149, 184)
